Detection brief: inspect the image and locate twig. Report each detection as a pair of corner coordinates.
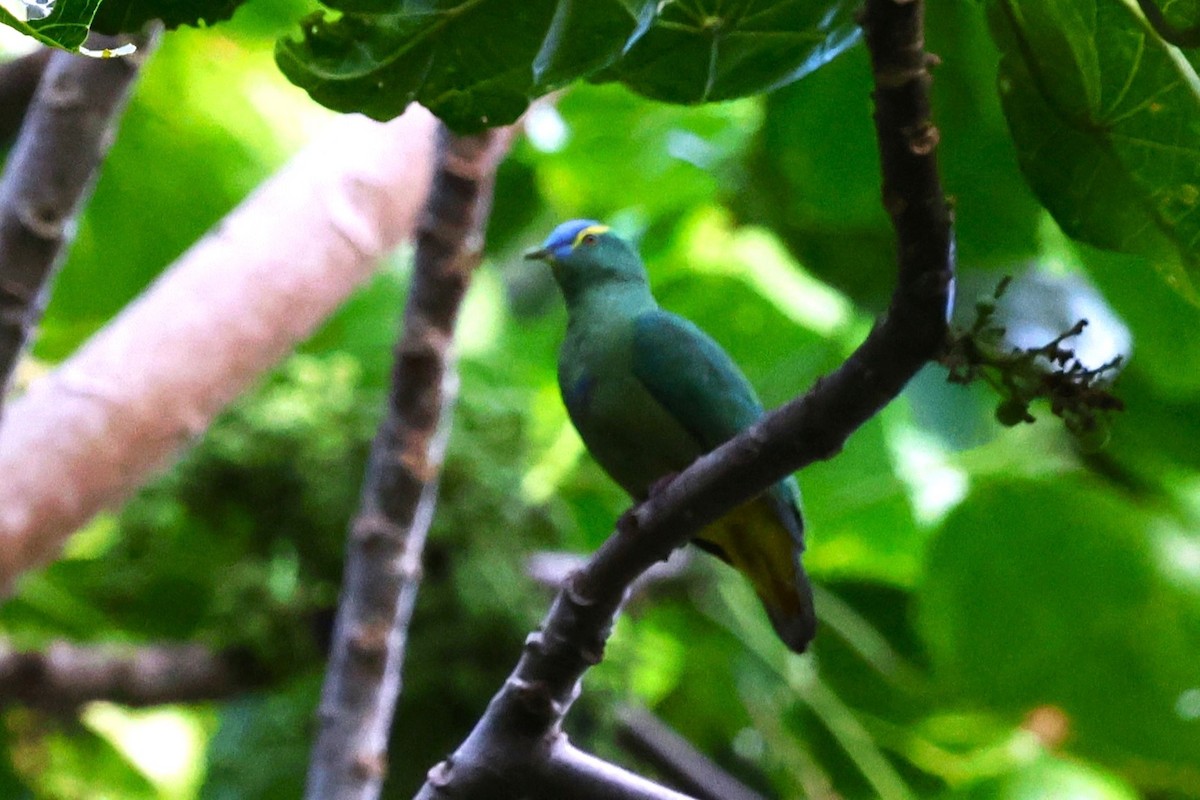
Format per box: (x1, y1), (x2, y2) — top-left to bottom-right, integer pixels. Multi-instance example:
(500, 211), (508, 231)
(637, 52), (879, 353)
(0, 34), (154, 417)
(0, 108), (440, 593)
(413, 0), (953, 797)
(536, 740), (699, 800)
(1136, 0), (1200, 47)
(0, 639), (251, 712)
(942, 279), (1124, 441)
(0, 50), (51, 145)
(303, 126), (513, 800)
(615, 707), (767, 800)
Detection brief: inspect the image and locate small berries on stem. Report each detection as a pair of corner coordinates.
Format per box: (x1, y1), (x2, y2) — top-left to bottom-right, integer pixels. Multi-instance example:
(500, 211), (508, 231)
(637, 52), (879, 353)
(942, 278), (1125, 450)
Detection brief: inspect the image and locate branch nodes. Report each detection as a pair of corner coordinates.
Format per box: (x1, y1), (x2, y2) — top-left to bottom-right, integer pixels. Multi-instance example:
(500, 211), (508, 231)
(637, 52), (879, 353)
(941, 277), (1125, 450)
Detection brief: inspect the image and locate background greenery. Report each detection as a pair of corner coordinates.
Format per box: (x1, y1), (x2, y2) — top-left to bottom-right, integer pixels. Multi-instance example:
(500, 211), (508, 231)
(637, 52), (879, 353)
(0, 0), (1198, 798)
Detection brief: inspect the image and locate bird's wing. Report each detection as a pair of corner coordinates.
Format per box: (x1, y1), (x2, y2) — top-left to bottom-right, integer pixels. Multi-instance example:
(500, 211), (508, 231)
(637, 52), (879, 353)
(633, 309), (813, 651)
(631, 309), (762, 451)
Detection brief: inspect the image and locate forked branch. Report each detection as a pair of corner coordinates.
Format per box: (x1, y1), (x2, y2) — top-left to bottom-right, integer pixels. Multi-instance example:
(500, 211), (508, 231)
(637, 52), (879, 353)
(412, 0), (954, 797)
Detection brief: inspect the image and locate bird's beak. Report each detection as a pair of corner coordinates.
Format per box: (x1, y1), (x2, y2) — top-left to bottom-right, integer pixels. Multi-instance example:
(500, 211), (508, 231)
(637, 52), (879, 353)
(524, 247), (551, 262)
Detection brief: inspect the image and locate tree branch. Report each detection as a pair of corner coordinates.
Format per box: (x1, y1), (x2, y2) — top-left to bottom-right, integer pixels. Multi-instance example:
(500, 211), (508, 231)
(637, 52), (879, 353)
(413, 0), (953, 797)
(303, 125), (513, 800)
(534, 739), (698, 800)
(0, 35), (154, 417)
(0, 639), (252, 712)
(0, 108), (441, 593)
(614, 707), (766, 800)
(0, 50), (51, 145)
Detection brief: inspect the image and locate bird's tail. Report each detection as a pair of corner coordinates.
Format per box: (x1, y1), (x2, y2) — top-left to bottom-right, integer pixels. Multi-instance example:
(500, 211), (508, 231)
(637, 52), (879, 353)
(694, 493), (816, 653)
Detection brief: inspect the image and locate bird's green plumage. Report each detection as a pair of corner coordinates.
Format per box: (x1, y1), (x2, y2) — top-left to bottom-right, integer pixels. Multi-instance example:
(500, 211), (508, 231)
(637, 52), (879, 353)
(530, 220), (816, 652)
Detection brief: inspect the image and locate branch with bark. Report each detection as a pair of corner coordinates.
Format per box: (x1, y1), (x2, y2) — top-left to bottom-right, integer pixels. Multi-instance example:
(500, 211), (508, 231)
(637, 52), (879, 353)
(304, 125), (513, 800)
(413, 1), (954, 797)
(0, 34), (154, 416)
(0, 639), (252, 712)
(0, 50), (51, 145)
(0, 108), (440, 593)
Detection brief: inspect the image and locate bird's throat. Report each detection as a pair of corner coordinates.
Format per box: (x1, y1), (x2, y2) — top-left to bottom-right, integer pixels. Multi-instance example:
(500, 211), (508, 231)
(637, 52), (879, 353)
(562, 278), (657, 324)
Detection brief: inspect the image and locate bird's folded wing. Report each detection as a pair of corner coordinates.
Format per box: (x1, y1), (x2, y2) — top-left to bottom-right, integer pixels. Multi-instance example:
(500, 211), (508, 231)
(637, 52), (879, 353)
(631, 309), (763, 451)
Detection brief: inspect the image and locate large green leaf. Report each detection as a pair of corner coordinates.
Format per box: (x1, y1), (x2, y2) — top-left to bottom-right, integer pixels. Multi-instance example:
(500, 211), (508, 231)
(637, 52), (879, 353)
(275, 0), (860, 132)
(0, 0), (261, 40)
(0, 0), (103, 51)
(597, 0), (861, 103)
(918, 479), (1200, 789)
(89, 0), (244, 34)
(988, 0), (1200, 303)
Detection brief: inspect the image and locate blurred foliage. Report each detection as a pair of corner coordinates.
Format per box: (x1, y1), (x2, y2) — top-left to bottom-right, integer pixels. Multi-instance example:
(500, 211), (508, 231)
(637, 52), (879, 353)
(31, 22), (323, 360)
(2, 1), (1200, 800)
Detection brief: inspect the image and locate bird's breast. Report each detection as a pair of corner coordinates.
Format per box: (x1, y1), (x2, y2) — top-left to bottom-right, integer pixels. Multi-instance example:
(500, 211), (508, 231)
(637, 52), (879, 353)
(559, 328), (700, 497)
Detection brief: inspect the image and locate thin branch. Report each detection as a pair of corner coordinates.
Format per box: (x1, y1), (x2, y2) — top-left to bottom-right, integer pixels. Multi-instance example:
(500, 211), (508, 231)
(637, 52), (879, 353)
(0, 639), (252, 712)
(0, 34), (154, 417)
(0, 50), (51, 145)
(615, 707), (767, 800)
(0, 108), (440, 593)
(535, 739), (698, 800)
(303, 126), (513, 800)
(1136, 0), (1200, 48)
(413, 0), (953, 797)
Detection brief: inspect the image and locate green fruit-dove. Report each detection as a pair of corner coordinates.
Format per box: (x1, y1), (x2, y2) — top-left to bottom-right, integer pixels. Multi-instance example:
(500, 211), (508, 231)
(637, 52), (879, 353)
(526, 220), (816, 652)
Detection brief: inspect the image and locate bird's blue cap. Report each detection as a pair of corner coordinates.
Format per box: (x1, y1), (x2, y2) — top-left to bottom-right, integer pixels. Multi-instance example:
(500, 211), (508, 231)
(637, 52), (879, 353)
(525, 219), (609, 262)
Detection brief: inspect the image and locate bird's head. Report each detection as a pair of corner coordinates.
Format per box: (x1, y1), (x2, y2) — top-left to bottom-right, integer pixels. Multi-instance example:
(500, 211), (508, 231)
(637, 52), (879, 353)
(525, 220), (648, 298)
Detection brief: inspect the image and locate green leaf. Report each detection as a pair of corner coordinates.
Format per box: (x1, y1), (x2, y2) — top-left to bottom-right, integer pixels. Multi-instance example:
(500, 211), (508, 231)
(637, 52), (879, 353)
(598, 0), (861, 104)
(918, 479), (1200, 787)
(275, 0), (860, 132)
(988, 0), (1200, 303)
(276, 1), (560, 131)
(0, 0), (102, 51)
(533, 0), (655, 89)
(89, 0), (245, 34)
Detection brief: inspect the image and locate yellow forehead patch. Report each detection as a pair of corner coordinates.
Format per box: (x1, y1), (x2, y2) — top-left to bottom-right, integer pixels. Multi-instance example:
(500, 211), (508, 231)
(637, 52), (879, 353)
(572, 224), (610, 249)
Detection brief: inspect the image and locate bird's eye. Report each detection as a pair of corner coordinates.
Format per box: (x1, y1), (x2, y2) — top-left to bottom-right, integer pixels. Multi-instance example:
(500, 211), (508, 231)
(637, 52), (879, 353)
(581, 234), (598, 246)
